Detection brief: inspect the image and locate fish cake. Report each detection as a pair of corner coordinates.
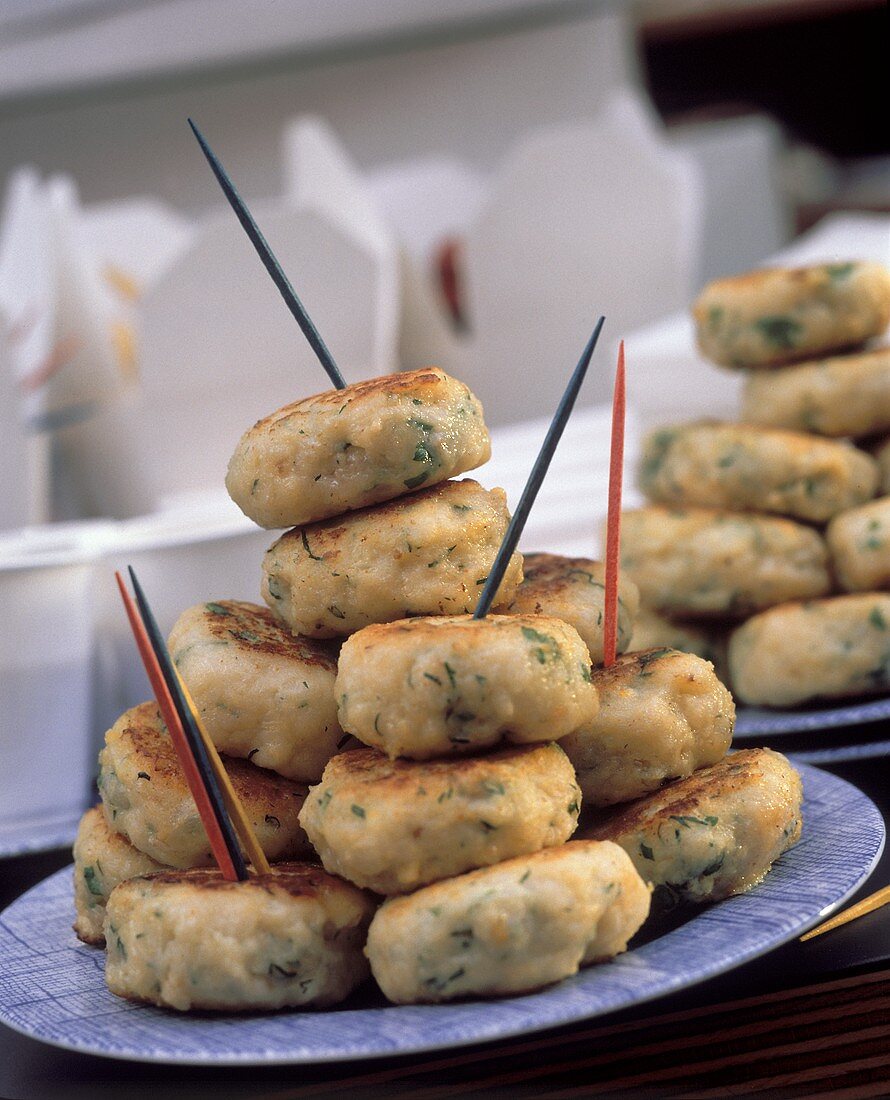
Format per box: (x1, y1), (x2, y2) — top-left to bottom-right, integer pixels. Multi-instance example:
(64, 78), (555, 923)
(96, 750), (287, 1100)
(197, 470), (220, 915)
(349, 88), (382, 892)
(98, 702), (313, 868)
(365, 841), (650, 1004)
(104, 863), (377, 1011)
(826, 497), (890, 592)
(639, 423), (878, 523)
(741, 347), (890, 438)
(73, 806), (165, 946)
(583, 748), (802, 905)
(262, 479), (522, 639)
(336, 614), (598, 760)
(299, 744), (581, 895)
(630, 609), (729, 683)
(560, 648), (734, 807)
(620, 506), (830, 618)
(693, 261), (890, 369)
(226, 368), (491, 529)
(729, 593), (890, 706)
(506, 553), (639, 663)
(168, 600), (341, 782)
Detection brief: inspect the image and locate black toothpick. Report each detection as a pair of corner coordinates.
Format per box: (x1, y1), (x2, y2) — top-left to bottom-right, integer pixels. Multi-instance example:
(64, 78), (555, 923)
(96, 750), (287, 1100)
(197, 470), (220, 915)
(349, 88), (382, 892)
(188, 118), (346, 391)
(474, 317), (605, 619)
(128, 566), (249, 880)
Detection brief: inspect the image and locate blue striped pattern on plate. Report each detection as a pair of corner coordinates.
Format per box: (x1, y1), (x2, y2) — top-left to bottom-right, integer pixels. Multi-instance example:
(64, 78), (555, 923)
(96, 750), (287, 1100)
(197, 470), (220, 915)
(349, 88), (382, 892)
(0, 764), (883, 1066)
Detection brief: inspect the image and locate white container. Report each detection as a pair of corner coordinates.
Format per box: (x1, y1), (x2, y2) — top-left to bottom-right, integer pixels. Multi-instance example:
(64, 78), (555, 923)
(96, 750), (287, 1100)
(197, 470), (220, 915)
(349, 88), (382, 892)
(93, 494), (272, 736)
(0, 522), (109, 837)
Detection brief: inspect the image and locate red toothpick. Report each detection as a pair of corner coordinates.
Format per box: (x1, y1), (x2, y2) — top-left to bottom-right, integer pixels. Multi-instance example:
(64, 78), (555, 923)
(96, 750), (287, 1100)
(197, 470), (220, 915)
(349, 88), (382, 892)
(114, 572), (242, 881)
(603, 341), (626, 668)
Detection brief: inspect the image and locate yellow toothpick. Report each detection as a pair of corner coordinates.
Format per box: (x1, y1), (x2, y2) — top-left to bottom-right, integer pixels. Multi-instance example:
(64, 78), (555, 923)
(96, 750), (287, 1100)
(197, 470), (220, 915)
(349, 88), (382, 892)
(799, 885), (890, 942)
(176, 672), (273, 875)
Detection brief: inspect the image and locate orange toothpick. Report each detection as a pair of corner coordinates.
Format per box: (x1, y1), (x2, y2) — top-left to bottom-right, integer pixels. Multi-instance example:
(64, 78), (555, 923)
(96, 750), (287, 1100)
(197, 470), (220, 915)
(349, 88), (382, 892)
(114, 572), (243, 881)
(603, 341), (626, 668)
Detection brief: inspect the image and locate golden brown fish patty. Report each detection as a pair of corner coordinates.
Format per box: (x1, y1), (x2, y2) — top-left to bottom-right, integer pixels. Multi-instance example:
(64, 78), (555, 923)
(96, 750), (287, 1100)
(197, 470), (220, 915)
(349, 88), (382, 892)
(98, 702), (313, 868)
(583, 748), (802, 904)
(741, 347), (890, 438)
(506, 553), (639, 663)
(693, 261), (890, 369)
(365, 841), (650, 1004)
(336, 614), (598, 760)
(826, 497), (890, 593)
(560, 648), (734, 807)
(728, 593), (890, 706)
(262, 479), (523, 639)
(639, 423), (877, 523)
(226, 367), (491, 529)
(104, 862), (377, 1011)
(299, 743), (582, 895)
(73, 806), (166, 946)
(620, 506), (831, 618)
(169, 600), (341, 782)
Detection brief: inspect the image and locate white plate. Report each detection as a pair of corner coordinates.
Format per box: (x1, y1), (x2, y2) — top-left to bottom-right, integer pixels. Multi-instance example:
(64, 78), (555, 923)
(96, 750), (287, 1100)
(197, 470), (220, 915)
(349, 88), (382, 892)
(0, 764), (883, 1066)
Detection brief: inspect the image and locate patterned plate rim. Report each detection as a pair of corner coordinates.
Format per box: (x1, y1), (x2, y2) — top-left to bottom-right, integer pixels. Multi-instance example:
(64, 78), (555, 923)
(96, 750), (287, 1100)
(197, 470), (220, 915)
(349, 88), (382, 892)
(0, 764), (884, 1066)
(735, 695), (890, 737)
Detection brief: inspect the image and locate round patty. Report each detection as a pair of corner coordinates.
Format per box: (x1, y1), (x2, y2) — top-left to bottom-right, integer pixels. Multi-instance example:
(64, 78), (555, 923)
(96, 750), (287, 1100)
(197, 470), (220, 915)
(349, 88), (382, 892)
(226, 368), (491, 529)
(741, 347), (890, 438)
(639, 423), (878, 523)
(560, 648), (734, 807)
(826, 497), (890, 592)
(98, 702), (313, 868)
(299, 743), (581, 895)
(168, 600), (342, 782)
(692, 261), (890, 369)
(104, 862), (377, 1011)
(620, 506), (830, 618)
(582, 748), (802, 905)
(73, 806), (165, 946)
(505, 553), (639, 663)
(728, 593), (890, 706)
(262, 478), (522, 638)
(336, 614), (598, 760)
(365, 841), (650, 1004)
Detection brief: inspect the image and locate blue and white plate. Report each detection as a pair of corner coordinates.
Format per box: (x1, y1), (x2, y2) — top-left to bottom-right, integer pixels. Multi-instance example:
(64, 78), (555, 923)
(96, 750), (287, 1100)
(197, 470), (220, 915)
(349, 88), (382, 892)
(0, 765), (883, 1066)
(735, 696), (890, 739)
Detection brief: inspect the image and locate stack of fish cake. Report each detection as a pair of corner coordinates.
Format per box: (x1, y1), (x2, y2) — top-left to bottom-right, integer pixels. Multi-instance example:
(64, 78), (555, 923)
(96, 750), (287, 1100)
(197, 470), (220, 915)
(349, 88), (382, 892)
(77, 368), (527, 1009)
(78, 355), (807, 1012)
(623, 260), (890, 708)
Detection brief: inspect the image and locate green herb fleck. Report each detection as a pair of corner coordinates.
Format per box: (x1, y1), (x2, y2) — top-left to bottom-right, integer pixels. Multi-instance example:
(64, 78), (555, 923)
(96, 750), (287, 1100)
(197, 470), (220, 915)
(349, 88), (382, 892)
(404, 470), (431, 489)
(640, 842), (655, 861)
(83, 866), (103, 897)
(301, 530), (323, 561)
(351, 804), (366, 819)
(869, 607), (888, 631)
(755, 315), (802, 350)
(205, 602), (229, 616)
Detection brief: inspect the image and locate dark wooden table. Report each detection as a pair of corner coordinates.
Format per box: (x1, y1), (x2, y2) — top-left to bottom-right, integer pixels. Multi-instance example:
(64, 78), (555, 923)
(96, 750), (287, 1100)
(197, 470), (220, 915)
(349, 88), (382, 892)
(2, 752), (888, 1099)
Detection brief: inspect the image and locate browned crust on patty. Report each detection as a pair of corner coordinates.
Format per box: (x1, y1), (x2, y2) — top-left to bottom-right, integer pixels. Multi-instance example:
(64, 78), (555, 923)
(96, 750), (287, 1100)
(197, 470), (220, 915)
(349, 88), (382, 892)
(315, 743), (566, 796)
(251, 368), (450, 429)
(586, 750), (774, 838)
(189, 600), (337, 668)
(272, 478), (486, 560)
(123, 861), (351, 901)
(111, 703), (309, 804)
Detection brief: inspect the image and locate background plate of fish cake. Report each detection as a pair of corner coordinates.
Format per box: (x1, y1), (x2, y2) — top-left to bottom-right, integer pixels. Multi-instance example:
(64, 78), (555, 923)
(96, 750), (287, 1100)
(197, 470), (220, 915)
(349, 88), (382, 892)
(0, 764), (883, 1066)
